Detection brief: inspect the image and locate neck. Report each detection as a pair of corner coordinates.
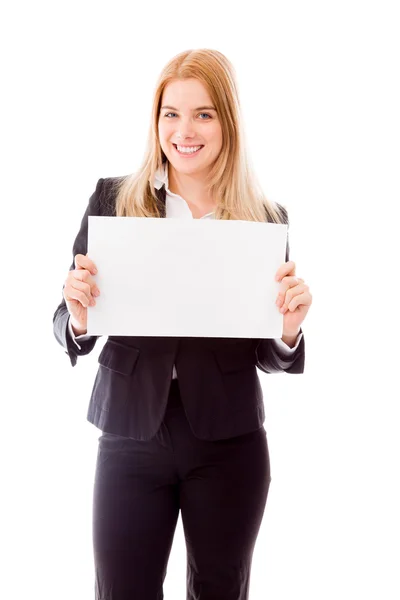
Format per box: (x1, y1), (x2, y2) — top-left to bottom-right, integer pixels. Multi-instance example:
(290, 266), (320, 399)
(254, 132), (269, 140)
(167, 163), (215, 209)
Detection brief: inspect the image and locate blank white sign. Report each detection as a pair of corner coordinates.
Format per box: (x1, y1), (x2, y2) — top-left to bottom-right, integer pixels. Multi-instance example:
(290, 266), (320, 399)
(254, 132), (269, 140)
(87, 216), (288, 338)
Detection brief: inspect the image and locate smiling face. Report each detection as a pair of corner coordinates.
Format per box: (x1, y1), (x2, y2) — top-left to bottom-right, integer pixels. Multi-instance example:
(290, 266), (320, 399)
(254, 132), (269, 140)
(158, 78), (223, 177)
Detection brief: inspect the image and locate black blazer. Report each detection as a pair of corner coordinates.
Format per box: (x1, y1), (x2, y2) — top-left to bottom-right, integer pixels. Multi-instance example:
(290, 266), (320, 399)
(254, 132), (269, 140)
(53, 174), (305, 441)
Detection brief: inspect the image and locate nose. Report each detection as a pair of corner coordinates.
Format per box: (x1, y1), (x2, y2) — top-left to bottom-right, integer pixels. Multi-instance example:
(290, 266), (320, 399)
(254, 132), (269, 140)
(176, 117), (196, 139)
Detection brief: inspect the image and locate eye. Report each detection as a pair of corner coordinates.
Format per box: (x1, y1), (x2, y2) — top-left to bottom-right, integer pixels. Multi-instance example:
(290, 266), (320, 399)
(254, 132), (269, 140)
(164, 112), (211, 120)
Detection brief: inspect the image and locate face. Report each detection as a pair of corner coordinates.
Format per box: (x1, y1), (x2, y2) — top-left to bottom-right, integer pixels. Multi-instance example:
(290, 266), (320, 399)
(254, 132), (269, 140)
(158, 78), (223, 176)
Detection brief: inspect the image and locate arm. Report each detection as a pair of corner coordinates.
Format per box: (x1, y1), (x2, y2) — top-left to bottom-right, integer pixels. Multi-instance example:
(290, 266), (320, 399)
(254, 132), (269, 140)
(67, 315), (93, 350)
(53, 177), (105, 367)
(256, 328), (305, 374)
(256, 204), (306, 374)
(274, 330), (303, 351)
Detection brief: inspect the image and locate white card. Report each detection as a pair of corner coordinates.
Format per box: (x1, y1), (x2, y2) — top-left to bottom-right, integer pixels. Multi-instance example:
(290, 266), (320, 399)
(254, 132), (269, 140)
(87, 216), (287, 338)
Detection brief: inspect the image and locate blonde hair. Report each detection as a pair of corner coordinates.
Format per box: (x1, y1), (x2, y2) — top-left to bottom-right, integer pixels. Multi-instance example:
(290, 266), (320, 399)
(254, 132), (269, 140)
(110, 48), (287, 224)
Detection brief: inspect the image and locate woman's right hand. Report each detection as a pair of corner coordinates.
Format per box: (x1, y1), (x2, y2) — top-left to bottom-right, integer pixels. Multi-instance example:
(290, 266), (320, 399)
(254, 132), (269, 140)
(63, 253), (100, 335)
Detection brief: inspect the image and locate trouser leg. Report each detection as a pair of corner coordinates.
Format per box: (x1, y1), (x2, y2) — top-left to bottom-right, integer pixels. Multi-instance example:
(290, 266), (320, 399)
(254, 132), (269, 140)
(92, 425), (180, 600)
(178, 427), (271, 600)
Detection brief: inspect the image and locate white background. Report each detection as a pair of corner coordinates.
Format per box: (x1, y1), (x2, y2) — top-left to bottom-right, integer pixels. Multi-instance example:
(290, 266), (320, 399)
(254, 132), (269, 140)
(2, 1), (399, 598)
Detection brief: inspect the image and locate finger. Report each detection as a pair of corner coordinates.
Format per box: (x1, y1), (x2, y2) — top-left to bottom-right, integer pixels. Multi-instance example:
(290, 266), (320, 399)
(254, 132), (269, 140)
(279, 283), (307, 311)
(64, 281), (95, 307)
(276, 276), (299, 306)
(74, 253), (98, 274)
(275, 260), (296, 281)
(70, 268), (100, 296)
(287, 291), (312, 312)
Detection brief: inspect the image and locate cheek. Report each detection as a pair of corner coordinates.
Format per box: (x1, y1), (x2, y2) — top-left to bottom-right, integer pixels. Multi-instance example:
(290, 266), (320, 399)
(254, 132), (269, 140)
(161, 130), (176, 150)
(207, 125), (223, 145)
(158, 120), (171, 137)
(158, 127), (171, 150)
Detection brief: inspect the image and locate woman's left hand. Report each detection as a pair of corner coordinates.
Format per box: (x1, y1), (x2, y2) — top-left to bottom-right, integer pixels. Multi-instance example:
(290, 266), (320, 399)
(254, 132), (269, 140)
(275, 260), (312, 336)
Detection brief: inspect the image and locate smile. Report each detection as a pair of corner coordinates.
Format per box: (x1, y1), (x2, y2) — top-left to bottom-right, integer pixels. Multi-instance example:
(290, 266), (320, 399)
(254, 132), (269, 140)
(173, 144), (204, 157)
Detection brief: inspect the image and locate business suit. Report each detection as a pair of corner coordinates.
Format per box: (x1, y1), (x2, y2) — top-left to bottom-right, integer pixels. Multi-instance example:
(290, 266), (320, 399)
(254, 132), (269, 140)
(53, 174), (305, 442)
(53, 171), (305, 599)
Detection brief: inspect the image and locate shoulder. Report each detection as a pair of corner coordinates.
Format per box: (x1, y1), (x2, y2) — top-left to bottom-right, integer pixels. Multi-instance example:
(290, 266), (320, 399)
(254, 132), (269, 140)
(276, 202), (289, 225)
(101, 175), (129, 195)
(264, 201), (289, 225)
(96, 175), (129, 215)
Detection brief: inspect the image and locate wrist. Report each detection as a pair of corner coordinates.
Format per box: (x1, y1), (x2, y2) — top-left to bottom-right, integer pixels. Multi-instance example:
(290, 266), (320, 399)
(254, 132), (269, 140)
(281, 328), (301, 348)
(70, 319), (87, 336)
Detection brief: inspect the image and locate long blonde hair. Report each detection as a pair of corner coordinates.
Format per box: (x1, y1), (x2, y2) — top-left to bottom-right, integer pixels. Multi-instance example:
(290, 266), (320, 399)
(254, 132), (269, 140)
(110, 48), (287, 224)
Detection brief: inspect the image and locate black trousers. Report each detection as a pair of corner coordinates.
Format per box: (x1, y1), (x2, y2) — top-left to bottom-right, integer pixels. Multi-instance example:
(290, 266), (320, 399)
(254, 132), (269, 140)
(92, 378), (271, 599)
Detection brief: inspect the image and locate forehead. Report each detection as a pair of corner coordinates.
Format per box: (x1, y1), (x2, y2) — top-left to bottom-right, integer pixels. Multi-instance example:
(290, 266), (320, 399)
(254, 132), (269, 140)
(161, 78), (212, 106)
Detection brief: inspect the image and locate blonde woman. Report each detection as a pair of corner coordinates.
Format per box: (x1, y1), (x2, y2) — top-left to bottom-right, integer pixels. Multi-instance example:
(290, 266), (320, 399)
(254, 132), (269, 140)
(53, 48), (312, 600)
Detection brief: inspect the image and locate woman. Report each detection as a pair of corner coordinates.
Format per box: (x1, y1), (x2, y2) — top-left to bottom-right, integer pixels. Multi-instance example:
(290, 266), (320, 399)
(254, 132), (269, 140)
(53, 49), (312, 600)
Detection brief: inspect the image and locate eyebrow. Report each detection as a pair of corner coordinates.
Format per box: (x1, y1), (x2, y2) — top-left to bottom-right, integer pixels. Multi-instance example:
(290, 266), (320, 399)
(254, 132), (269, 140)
(161, 105), (217, 112)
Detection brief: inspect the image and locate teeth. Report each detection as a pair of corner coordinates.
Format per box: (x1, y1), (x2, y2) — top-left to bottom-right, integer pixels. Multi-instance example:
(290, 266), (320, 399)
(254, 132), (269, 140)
(176, 145), (202, 154)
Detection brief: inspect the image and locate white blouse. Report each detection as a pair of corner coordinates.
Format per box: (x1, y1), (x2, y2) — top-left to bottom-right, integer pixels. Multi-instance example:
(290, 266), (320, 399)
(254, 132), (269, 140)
(69, 163), (303, 377)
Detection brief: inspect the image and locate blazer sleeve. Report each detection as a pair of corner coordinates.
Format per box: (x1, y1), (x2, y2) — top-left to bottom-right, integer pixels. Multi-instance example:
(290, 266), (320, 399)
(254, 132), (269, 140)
(255, 203), (305, 374)
(53, 177), (105, 367)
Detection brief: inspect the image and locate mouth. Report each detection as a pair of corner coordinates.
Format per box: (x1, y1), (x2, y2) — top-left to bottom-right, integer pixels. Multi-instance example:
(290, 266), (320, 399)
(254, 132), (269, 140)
(173, 144), (204, 157)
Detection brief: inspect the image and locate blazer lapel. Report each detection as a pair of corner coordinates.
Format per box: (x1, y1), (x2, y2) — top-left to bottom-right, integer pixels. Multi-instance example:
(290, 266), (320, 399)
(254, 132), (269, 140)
(154, 183), (167, 218)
